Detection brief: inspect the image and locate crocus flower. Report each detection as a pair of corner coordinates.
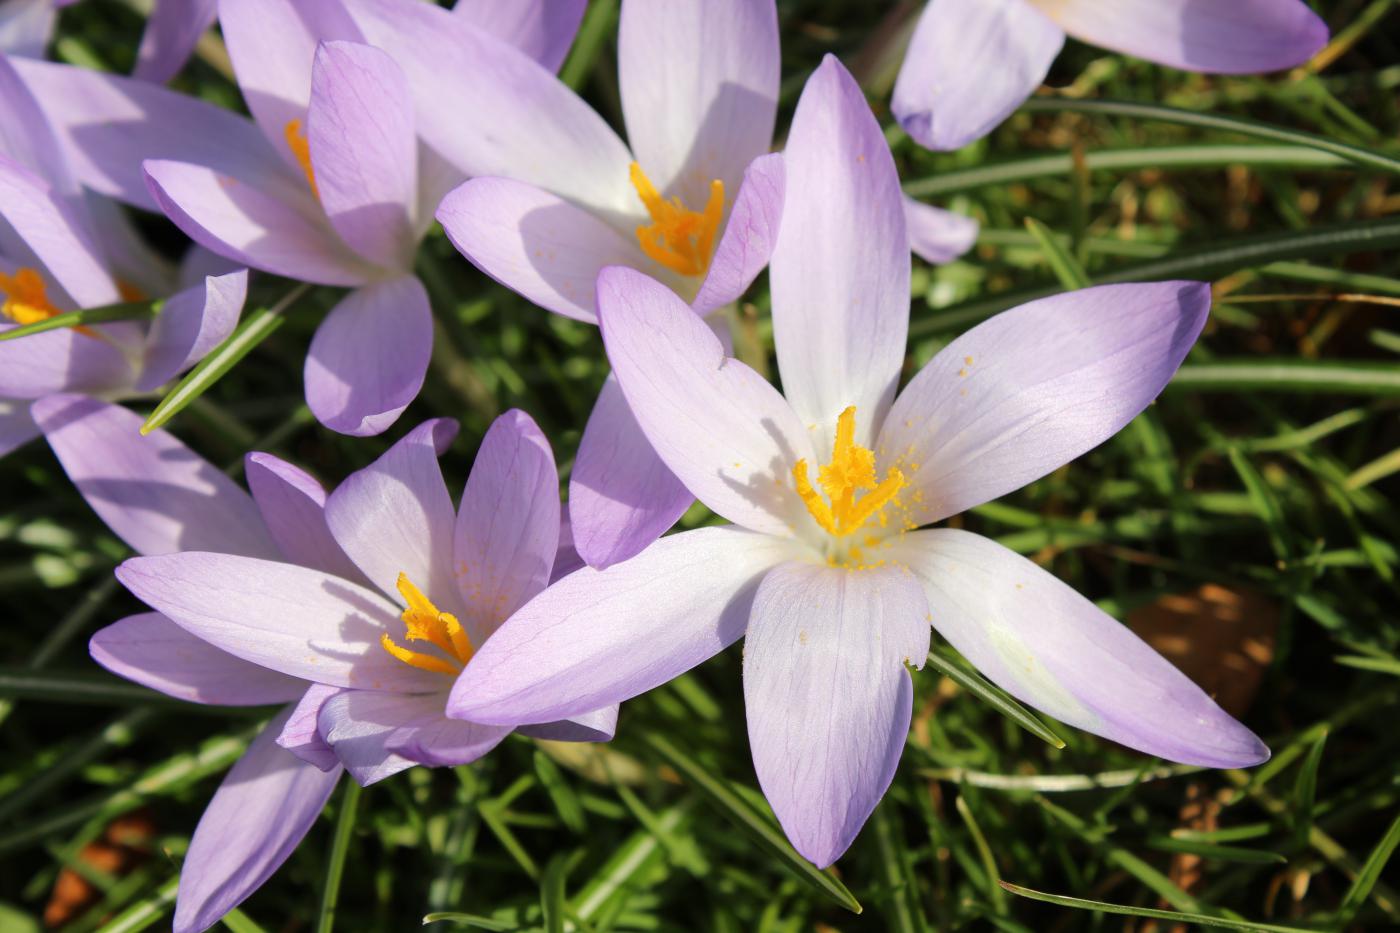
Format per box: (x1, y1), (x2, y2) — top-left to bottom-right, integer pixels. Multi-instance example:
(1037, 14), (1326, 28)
(114, 411), (619, 786)
(338, 0), (973, 570)
(44, 395), (612, 931)
(893, 0), (1329, 151)
(444, 57), (1269, 868)
(9, 0), (584, 436)
(37, 394), (341, 933)
(0, 55), (244, 459)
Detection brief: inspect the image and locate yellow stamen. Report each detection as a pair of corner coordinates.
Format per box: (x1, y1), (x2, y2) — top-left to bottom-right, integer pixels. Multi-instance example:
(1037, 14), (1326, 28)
(284, 118), (319, 198)
(629, 162), (724, 277)
(793, 406), (905, 538)
(0, 267), (61, 326)
(380, 572), (474, 675)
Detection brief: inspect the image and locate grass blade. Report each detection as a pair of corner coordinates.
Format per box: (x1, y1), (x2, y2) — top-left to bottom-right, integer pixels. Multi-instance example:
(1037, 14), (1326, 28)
(0, 300), (157, 341)
(640, 732), (862, 914)
(1024, 218), (1091, 290)
(872, 800), (928, 933)
(1335, 811), (1400, 929)
(1291, 730), (1327, 851)
(540, 854), (568, 933)
(141, 283), (309, 436)
(1000, 881), (1314, 932)
(925, 651), (1066, 749)
(904, 144), (1349, 197)
(0, 666), (189, 706)
(1019, 97), (1400, 176)
(316, 780), (363, 933)
(96, 876), (179, 933)
(1169, 361), (1400, 396)
(533, 749), (586, 834)
(420, 915), (514, 930)
(912, 216), (1400, 336)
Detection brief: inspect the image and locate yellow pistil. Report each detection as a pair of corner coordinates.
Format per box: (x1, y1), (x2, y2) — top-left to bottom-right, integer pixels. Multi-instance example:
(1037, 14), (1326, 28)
(284, 118), (319, 198)
(0, 267), (61, 326)
(793, 406), (905, 538)
(629, 162), (724, 277)
(380, 572), (474, 676)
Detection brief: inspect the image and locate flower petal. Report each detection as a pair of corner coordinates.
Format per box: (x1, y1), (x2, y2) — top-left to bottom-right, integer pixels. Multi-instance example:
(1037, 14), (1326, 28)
(768, 56), (908, 450)
(891, 0), (1064, 151)
(308, 40), (417, 271)
(551, 510), (585, 583)
(452, 0), (585, 73)
(618, 0), (778, 206)
(34, 395), (278, 557)
(304, 276), (433, 436)
(144, 157), (370, 286)
(892, 529), (1269, 768)
(448, 526), (802, 725)
(568, 373), (692, 571)
(115, 551), (442, 693)
(90, 612), (306, 706)
(137, 269), (247, 391)
(0, 52), (77, 195)
(347, 0), (634, 216)
(904, 197), (979, 265)
(217, 0), (364, 157)
(133, 0), (217, 84)
(316, 688), (442, 784)
(325, 417), (460, 607)
(0, 154), (120, 308)
(173, 710), (342, 933)
(277, 683), (342, 771)
(692, 151), (784, 316)
(597, 265), (815, 536)
(12, 57), (287, 212)
(744, 561), (929, 867)
(516, 705), (619, 743)
(0, 0), (56, 58)
(245, 451), (366, 582)
(0, 399), (39, 458)
(385, 712), (513, 767)
(0, 323), (133, 399)
(878, 281), (1210, 527)
(437, 176), (649, 323)
(455, 409), (559, 645)
(1040, 0), (1328, 74)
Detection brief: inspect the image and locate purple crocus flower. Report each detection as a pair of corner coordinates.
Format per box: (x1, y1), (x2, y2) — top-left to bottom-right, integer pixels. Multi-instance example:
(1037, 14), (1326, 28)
(0, 55), (245, 459)
(43, 395), (612, 931)
(8, 0), (584, 436)
(339, 0), (974, 570)
(893, 0), (1329, 151)
(114, 411), (619, 781)
(37, 394), (340, 933)
(443, 57), (1270, 868)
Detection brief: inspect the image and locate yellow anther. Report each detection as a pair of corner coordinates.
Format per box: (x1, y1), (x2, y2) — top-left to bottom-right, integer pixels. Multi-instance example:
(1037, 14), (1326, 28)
(0, 267), (61, 326)
(793, 406), (905, 538)
(284, 118), (319, 198)
(629, 162), (724, 277)
(380, 572), (474, 675)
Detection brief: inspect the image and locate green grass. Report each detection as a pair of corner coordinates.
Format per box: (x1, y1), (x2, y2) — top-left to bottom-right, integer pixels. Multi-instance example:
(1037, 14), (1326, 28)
(2, 0), (1399, 930)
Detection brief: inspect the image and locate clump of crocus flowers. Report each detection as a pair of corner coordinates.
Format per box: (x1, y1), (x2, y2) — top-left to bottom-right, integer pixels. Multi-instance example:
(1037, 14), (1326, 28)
(0, 0), (1333, 929)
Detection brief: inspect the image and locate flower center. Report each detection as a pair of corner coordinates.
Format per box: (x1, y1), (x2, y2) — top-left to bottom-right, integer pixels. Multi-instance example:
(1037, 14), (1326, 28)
(629, 162), (723, 278)
(284, 118), (320, 198)
(0, 267), (62, 326)
(793, 406), (906, 540)
(380, 572), (474, 676)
